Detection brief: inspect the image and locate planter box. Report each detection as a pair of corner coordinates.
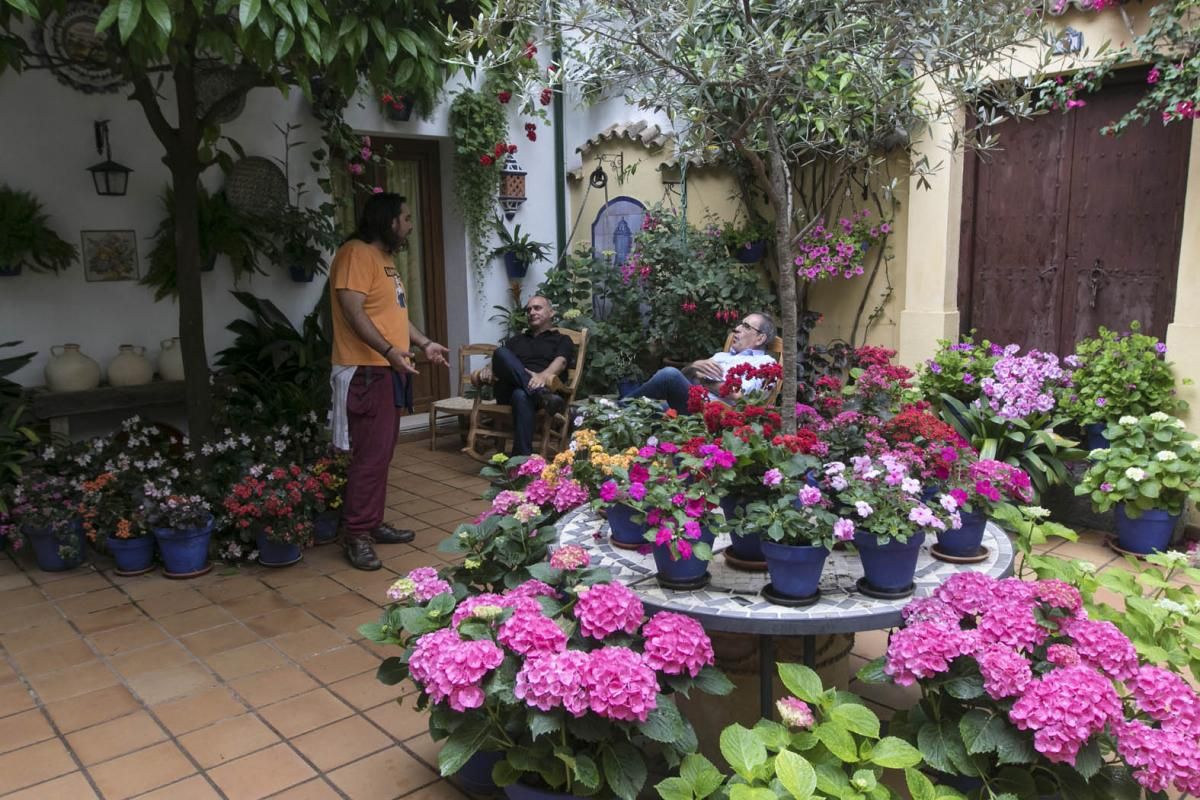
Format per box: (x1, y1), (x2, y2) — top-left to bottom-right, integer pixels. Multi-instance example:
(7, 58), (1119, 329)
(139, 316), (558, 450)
(1042, 461), (1114, 533)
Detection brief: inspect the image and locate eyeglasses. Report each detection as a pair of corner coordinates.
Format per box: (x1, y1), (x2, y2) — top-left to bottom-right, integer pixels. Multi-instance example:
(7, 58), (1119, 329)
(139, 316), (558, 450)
(734, 321), (764, 335)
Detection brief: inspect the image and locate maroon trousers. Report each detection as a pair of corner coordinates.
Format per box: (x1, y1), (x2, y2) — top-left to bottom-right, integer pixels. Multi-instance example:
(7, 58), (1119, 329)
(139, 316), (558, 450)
(343, 367), (403, 542)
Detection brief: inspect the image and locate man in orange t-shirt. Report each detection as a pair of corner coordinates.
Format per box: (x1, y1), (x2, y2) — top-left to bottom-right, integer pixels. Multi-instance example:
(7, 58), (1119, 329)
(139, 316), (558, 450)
(330, 193), (448, 570)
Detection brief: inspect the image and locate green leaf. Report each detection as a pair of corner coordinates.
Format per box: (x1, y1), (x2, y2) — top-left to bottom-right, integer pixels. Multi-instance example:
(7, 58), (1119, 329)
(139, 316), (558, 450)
(692, 665), (735, 696)
(943, 675), (985, 700)
(751, 719), (792, 750)
(680, 753), (724, 797)
(117, 0), (142, 42)
(904, 768), (937, 800)
(573, 754), (601, 791)
(528, 710), (560, 741)
(729, 787), (777, 800)
(720, 724), (768, 781)
(778, 663), (824, 703)
(1073, 739), (1102, 780)
(641, 697), (687, 744)
(238, 0), (261, 26)
(830, 703), (880, 738)
(991, 721), (1035, 766)
(143, 0), (171, 34)
(774, 749), (817, 799)
(868, 737), (924, 769)
(274, 26), (295, 58)
(95, 2), (120, 32)
(655, 777), (695, 800)
(603, 742), (647, 800)
(436, 716), (489, 777)
(375, 656), (406, 685)
(813, 722), (859, 763)
(856, 657), (889, 684)
(958, 710), (999, 756)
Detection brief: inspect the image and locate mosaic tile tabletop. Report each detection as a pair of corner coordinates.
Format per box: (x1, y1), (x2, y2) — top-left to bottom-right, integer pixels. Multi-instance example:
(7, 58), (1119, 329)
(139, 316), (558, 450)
(557, 507), (1015, 636)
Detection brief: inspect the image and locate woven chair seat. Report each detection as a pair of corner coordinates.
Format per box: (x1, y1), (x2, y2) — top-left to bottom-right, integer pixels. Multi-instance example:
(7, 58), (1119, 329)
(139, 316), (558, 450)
(433, 396), (492, 413)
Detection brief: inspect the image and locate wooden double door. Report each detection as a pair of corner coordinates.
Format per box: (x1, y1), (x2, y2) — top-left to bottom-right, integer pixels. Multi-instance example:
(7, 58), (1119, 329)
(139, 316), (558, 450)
(958, 73), (1192, 354)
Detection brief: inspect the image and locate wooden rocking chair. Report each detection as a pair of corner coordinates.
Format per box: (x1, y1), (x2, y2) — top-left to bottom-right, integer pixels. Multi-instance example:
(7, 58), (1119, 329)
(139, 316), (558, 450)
(428, 343), (497, 450)
(462, 327), (589, 462)
(720, 333), (785, 406)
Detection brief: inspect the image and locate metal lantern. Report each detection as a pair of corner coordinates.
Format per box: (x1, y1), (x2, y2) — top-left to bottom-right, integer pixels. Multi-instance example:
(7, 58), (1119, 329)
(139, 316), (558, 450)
(87, 120), (132, 197)
(498, 153), (527, 219)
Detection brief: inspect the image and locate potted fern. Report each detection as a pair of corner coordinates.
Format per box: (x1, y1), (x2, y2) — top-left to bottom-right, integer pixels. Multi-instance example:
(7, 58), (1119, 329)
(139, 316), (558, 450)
(0, 185), (79, 277)
(491, 219), (551, 279)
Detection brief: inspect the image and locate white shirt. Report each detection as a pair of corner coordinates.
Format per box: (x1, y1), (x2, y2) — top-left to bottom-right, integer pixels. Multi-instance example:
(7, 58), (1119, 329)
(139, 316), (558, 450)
(708, 349), (778, 396)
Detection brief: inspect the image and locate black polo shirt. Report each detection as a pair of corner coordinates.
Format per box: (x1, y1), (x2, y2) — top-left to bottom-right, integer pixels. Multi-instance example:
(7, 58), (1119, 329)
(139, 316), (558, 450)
(504, 328), (574, 373)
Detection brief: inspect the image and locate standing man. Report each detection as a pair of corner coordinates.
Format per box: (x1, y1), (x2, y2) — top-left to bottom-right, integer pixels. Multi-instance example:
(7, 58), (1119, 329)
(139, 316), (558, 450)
(471, 295), (572, 456)
(330, 192), (449, 570)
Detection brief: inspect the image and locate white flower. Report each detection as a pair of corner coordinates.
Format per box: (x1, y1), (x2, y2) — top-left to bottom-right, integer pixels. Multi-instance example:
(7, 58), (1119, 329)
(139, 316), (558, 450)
(1155, 450), (1178, 461)
(1150, 411), (1170, 422)
(1024, 506), (1051, 519)
(901, 477), (921, 494)
(1077, 561), (1097, 574)
(1156, 598), (1190, 615)
(854, 501), (874, 518)
(573, 416), (584, 427)
(646, 436), (658, 446)
(939, 495), (958, 512)
(1088, 448), (1108, 459)
(1192, 441), (1200, 451)
(1118, 415), (1138, 425)
(1125, 467), (1147, 481)
(1173, 418), (1186, 428)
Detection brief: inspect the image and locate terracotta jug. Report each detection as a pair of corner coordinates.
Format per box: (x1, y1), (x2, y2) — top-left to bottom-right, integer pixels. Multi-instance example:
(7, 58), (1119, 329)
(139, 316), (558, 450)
(158, 337), (185, 382)
(108, 345), (154, 387)
(44, 344), (101, 392)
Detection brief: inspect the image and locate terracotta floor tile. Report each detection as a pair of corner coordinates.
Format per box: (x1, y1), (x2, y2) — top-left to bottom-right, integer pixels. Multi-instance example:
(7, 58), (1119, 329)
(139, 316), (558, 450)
(0, 602), (62, 634)
(278, 576), (345, 604)
(182, 622), (261, 657)
(199, 577), (270, 603)
(300, 644), (379, 684)
(0, 659), (16, 684)
(404, 732), (444, 773)
(381, 549), (445, 575)
(42, 684), (139, 732)
(291, 715), (392, 771)
(26, 660), (120, 703)
(55, 587), (127, 616)
(0, 618), (75, 652)
(153, 686), (247, 735)
(88, 740), (195, 800)
(179, 713), (281, 768)
(329, 670), (407, 711)
(126, 662), (217, 705)
(0, 708), (54, 754)
(851, 628), (890, 660)
(21, 562), (95, 584)
(138, 588), (211, 619)
(115, 573), (181, 600)
(401, 779), (470, 799)
(326, 747), (439, 800)
(270, 625), (349, 661)
(220, 591), (296, 620)
(230, 666), (320, 709)
(72, 603), (146, 634)
(329, 568), (400, 598)
(365, 698), (430, 742)
(1, 770), (98, 800)
(266, 778), (343, 799)
(206, 641), (290, 681)
(450, 499), (491, 516)
(0, 586), (43, 609)
(111, 640), (194, 678)
(0, 739), (76, 793)
(389, 497), (445, 516)
(308, 591), (378, 621)
(245, 608), (323, 638)
(39, 573), (111, 599)
(258, 687), (353, 738)
(87, 620), (170, 656)
(10, 637), (98, 676)
(133, 774), (223, 800)
(257, 566), (326, 591)
(158, 604), (237, 637)
(64, 709), (167, 765)
(208, 742), (315, 800)
(0, 573), (31, 593)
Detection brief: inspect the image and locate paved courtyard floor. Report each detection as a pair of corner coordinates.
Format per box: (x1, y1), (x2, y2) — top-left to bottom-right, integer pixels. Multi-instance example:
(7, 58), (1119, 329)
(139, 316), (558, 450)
(0, 430), (1153, 799)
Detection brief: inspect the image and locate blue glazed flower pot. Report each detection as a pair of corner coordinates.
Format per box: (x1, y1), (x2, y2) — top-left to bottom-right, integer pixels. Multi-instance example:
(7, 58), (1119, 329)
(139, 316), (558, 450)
(720, 495), (764, 562)
(25, 522), (85, 572)
(607, 503), (646, 547)
(761, 541), (829, 600)
(1084, 422), (1109, 452)
(504, 252), (530, 279)
(734, 240), (767, 263)
(256, 532), (303, 567)
(313, 510), (340, 545)
(505, 782), (584, 799)
(457, 751), (502, 795)
(854, 530), (925, 593)
(653, 528), (715, 585)
(1114, 504), (1179, 555)
(106, 535), (155, 573)
(936, 508), (987, 557)
(153, 517), (213, 576)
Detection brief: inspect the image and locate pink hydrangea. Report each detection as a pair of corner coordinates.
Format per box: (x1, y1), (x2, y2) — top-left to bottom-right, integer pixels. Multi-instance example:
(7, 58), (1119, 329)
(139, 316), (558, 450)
(523, 479), (555, 505)
(932, 572), (998, 616)
(884, 621), (973, 686)
(641, 612), (715, 677)
(1061, 617), (1139, 682)
(406, 567), (451, 602)
(581, 646), (659, 722)
(1034, 579), (1082, 614)
(1008, 666), (1122, 765)
(549, 544), (590, 570)
(515, 650), (590, 715)
(976, 600), (1046, 652)
(900, 597), (961, 626)
(1115, 719), (1200, 795)
(409, 628), (504, 712)
(574, 583), (644, 640)
(777, 697), (815, 729)
(452, 593), (507, 625)
(498, 610), (568, 656)
(517, 455), (548, 476)
(975, 644), (1033, 699)
(505, 580), (557, 600)
(1046, 644), (1081, 667)
(491, 490), (522, 515)
(1132, 665), (1200, 736)
(991, 577), (1037, 605)
(552, 479), (589, 512)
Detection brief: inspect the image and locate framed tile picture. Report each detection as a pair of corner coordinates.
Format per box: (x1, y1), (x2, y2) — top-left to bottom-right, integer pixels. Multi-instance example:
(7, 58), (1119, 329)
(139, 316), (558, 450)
(81, 229), (138, 282)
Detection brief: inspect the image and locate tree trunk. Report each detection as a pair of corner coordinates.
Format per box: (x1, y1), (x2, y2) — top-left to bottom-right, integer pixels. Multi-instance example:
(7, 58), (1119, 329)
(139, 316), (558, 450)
(764, 118), (797, 434)
(170, 64), (215, 445)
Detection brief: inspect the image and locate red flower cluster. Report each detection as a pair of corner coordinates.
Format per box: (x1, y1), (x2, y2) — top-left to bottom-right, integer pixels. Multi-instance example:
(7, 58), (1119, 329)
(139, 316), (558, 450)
(523, 40), (537, 59)
(540, 87), (553, 106)
(882, 403), (964, 448)
(223, 465), (324, 545)
(524, 122), (537, 142)
(498, 90), (512, 104)
(713, 309), (739, 324)
(772, 429), (823, 454)
(679, 301), (697, 314)
(718, 362), (783, 398)
(381, 92), (407, 112)
(853, 345), (897, 369)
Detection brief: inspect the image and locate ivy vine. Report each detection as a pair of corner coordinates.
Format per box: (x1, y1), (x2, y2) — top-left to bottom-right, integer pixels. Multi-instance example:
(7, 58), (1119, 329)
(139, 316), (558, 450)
(450, 86), (511, 292)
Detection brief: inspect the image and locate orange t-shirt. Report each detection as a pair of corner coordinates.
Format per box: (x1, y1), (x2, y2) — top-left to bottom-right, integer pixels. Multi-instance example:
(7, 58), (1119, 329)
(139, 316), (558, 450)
(329, 240), (410, 367)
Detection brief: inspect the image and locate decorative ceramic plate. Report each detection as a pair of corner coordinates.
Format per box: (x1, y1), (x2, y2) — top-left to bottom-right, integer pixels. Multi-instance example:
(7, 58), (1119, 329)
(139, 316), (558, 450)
(34, 1), (127, 94)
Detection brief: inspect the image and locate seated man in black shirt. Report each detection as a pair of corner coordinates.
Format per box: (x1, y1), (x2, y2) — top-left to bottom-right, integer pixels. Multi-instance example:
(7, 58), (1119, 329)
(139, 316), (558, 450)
(471, 295), (574, 456)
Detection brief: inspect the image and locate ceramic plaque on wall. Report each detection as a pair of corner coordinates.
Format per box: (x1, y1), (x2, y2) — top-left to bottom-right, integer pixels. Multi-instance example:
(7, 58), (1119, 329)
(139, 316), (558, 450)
(81, 230), (138, 281)
(34, 1), (127, 94)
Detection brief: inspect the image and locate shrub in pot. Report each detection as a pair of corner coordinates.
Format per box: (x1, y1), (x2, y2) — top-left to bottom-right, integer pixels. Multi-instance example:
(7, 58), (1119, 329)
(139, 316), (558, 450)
(0, 185), (78, 276)
(7, 465), (86, 571)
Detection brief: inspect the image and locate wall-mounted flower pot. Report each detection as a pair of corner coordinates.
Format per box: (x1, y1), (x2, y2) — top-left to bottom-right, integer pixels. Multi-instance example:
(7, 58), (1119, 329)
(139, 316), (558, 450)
(504, 252), (530, 279)
(383, 95), (414, 121)
(734, 240), (768, 263)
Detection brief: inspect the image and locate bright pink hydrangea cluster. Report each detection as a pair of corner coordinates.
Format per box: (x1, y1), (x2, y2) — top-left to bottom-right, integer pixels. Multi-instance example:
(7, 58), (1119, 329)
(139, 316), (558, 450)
(975, 644), (1033, 699)
(1114, 719), (1200, 794)
(884, 621), (976, 686)
(408, 628), (504, 712)
(407, 567), (453, 602)
(1060, 617), (1139, 682)
(574, 582), (644, 640)
(549, 544), (590, 570)
(514, 649), (590, 715)
(498, 609), (568, 656)
(640, 612), (715, 677)
(1009, 666), (1123, 764)
(581, 646), (660, 722)
(1131, 666), (1200, 736)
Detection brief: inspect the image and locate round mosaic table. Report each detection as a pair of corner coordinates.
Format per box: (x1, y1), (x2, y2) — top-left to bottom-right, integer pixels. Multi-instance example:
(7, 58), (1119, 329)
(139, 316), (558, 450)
(556, 506), (1015, 717)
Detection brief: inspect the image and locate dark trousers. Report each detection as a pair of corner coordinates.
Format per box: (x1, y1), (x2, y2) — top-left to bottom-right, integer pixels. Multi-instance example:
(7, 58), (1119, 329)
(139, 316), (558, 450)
(628, 366), (694, 413)
(343, 367), (403, 541)
(492, 346), (543, 456)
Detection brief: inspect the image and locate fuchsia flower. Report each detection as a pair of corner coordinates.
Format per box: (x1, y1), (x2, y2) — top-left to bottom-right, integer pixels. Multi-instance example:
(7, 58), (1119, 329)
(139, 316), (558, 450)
(409, 628), (504, 712)
(574, 583), (644, 640)
(975, 644), (1033, 699)
(515, 650), (590, 715)
(1009, 666), (1122, 765)
(581, 646), (659, 722)
(497, 609), (568, 656)
(641, 612), (714, 677)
